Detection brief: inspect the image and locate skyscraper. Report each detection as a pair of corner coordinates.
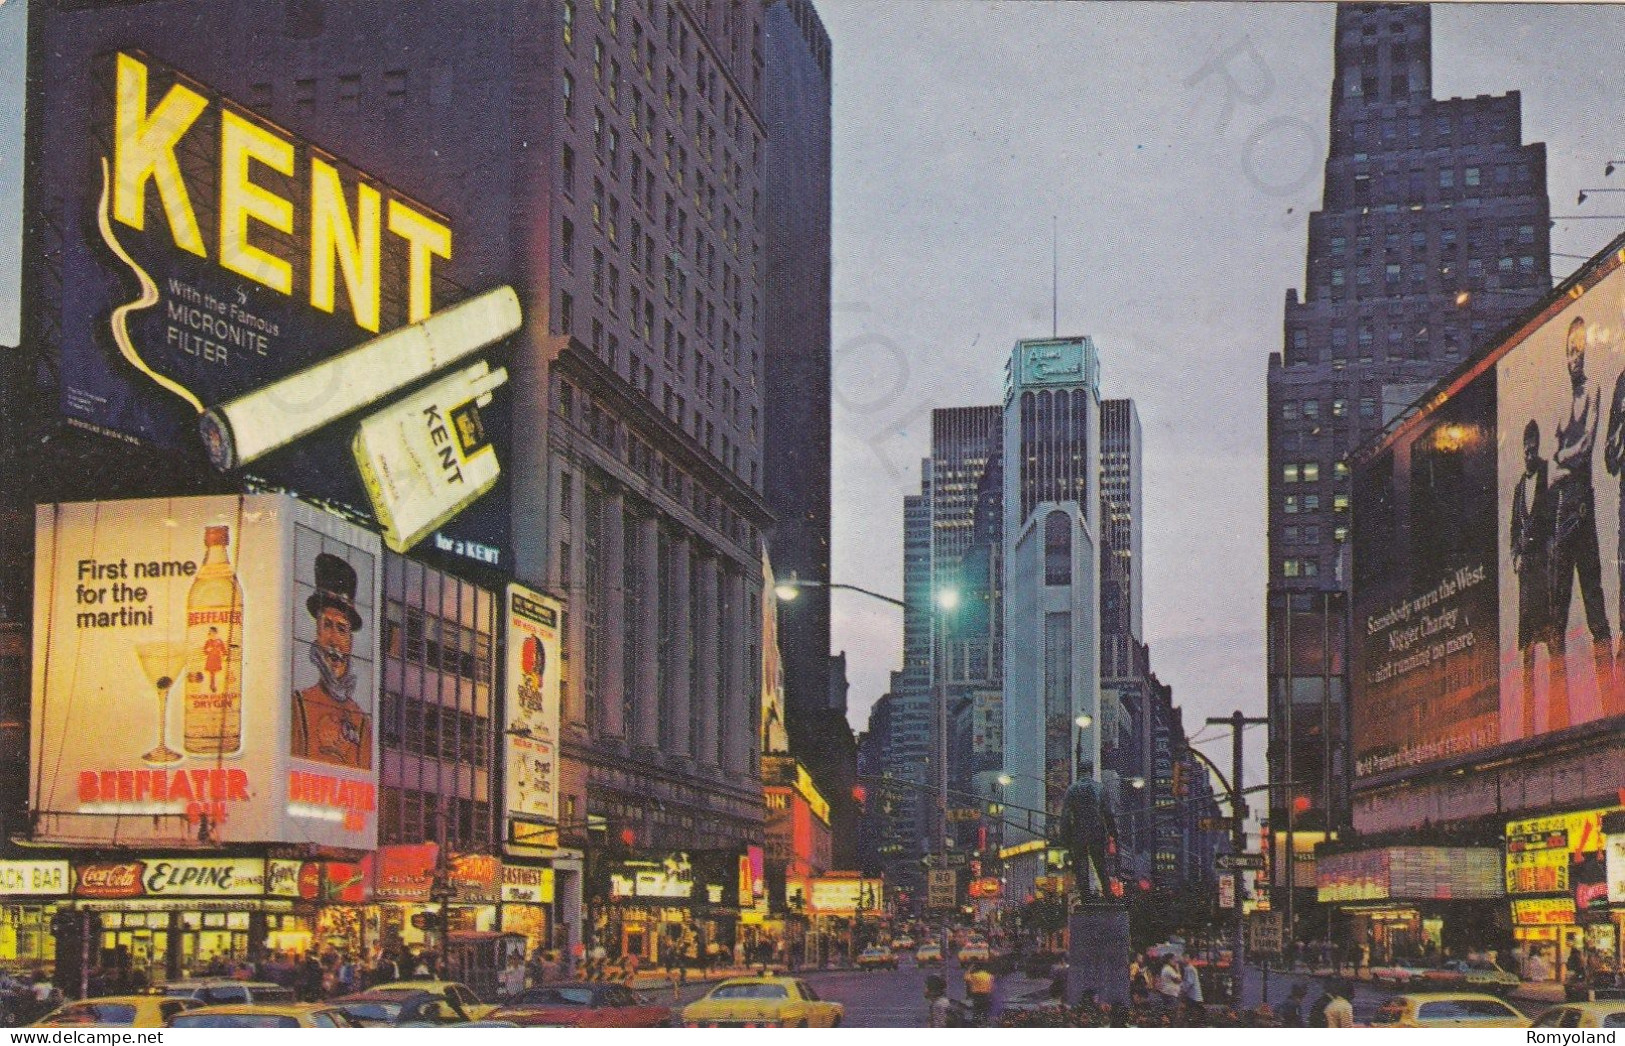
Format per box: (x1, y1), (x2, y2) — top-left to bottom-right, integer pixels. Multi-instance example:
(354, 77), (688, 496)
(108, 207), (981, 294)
(761, 0), (848, 852)
(1101, 399), (1144, 645)
(1001, 337), (1104, 839)
(1266, 1), (1550, 930)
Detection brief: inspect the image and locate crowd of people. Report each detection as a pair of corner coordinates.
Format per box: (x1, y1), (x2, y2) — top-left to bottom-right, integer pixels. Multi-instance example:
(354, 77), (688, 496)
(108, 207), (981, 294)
(993, 975), (1357, 1029)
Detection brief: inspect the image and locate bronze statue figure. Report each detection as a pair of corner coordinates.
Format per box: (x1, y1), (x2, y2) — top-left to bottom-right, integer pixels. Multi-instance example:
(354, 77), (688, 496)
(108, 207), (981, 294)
(1058, 773), (1117, 904)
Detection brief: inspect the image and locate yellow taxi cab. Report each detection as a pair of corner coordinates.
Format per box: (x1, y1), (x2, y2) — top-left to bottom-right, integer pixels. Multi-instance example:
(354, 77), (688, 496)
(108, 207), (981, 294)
(1370, 992), (1530, 1029)
(33, 995), (196, 1028)
(371, 979), (497, 1020)
(682, 976), (843, 1028)
(167, 1002), (359, 1028)
(1530, 1001), (1625, 1029)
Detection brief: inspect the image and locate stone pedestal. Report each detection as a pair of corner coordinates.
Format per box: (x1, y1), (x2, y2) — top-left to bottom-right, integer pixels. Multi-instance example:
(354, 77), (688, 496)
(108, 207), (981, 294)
(1067, 903), (1131, 1007)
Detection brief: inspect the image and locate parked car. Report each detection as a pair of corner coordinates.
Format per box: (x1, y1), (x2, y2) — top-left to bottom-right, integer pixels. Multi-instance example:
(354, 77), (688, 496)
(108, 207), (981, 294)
(331, 988), (482, 1027)
(368, 979), (496, 1020)
(167, 1003), (358, 1029)
(856, 946), (898, 971)
(1370, 993), (1530, 1029)
(1423, 959), (1521, 995)
(681, 977), (843, 1028)
(1530, 1002), (1625, 1029)
(1370, 960), (1433, 987)
(161, 980), (299, 1007)
(916, 943), (944, 966)
(34, 996), (197, 1028)
(487, 983), (672, 1028)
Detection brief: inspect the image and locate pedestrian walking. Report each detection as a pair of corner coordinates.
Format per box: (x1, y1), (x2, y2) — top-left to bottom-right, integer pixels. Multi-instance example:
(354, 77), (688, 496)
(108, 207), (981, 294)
(925, 975), (952, 1028)
(1179, 957), (1204, 1005)
(1323, 981), (1355, 1028)
(1278, 982), (1308, 1027)
(1155, 954), (1182, 1012)
(964, 964), (995, 1025)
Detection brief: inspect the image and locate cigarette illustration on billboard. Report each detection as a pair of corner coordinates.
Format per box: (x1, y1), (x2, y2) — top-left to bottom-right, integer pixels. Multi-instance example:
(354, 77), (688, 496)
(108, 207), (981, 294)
(352, 360), (509, 553)
(198, 285), (521, 472)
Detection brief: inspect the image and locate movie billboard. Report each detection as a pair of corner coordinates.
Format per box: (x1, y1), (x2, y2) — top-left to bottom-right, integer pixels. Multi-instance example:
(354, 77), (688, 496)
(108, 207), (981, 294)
(1352, 373), (1500, 778)
(1494, 266), (1625, 744)
(26, 17), (516, 565)
(31, 494), (379, 849)
(1354, 250), (1625, 779)
(504, 584), (561, 842)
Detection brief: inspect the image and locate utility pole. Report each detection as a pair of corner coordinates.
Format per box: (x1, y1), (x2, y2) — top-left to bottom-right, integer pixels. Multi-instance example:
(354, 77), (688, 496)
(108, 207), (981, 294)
(1207, 710), (1267, 1005)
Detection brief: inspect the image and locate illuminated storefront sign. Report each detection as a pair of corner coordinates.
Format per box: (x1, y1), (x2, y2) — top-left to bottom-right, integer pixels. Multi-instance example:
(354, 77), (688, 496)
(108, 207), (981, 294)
(1512, 897), (1576, 925)
(1317, 847), (1503, 903)
(1504, 807), (1619, 896)
(75, 858), (267, 898)
(806, 877), (883, 916)
(500, 865), (555, 904)
(610, 855), (695, 902)
(0, 861), (71, 896)
(31, 494), (380, 849)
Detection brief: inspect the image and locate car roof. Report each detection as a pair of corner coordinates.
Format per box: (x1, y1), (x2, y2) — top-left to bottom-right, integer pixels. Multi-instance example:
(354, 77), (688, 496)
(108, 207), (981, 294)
(372, 980), (465, 992)
(713, 976), (800, 987)
(178, 1003), (335, 1015)
(1394, 992), (1515, 1002)
(1553, 1003), (1625, 1014)
(61, 995), (158, 1005)
(166, 981), (286, 990)
(334, 989), (436, 1002)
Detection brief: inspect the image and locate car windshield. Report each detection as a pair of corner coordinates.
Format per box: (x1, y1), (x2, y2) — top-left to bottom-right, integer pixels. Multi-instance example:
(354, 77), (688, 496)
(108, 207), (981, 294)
(171, 1014), (302, 1028)
(517, 988), (595, 1006)
(254, 988), (297, 1003)
(333, 1001), (403, 1024)
(710, 984), (788, 1000)
(1602, 1013), (1625, 1029)
(58, 1003), (137, 1025)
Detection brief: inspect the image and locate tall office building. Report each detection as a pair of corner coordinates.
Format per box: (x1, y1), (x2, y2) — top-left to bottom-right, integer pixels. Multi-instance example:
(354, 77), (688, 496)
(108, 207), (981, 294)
(1001, 337), (1104, 853)
(1100, 399), (1144, 645)
(882, 484), (935, 894)
(1266, 2), (1550, 925)
(761, 0), (848, 850)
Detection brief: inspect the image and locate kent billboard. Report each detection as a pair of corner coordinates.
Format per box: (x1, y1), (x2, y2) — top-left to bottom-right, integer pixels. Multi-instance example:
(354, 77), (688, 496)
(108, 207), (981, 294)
(25, 11), (522, 566)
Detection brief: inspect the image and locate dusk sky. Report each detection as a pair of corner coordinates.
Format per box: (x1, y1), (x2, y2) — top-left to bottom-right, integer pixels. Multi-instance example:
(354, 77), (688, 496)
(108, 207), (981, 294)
(7, 2), (1625, 778)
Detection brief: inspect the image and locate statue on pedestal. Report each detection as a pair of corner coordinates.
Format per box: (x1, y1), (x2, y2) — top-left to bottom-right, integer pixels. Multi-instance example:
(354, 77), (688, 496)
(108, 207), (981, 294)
(1058, 770), (1117, 905)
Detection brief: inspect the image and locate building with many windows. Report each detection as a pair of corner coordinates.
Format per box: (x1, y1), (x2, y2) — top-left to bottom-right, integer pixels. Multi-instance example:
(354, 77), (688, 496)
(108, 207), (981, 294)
(1265, 0), (1550, 939)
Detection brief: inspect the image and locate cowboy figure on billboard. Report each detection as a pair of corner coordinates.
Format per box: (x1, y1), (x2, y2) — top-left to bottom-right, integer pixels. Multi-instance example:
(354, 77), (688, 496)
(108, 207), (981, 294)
(1602, 346), (1625, 717)
(292, 552), (373, 770)
(1511, 418), (1558, 736)
(1550, 317), (1613, 729)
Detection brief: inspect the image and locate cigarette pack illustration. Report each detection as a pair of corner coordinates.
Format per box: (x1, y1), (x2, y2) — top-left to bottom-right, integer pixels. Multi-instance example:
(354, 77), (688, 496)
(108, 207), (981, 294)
(352, 360), (509, 553)
(199, 285), (521, 472)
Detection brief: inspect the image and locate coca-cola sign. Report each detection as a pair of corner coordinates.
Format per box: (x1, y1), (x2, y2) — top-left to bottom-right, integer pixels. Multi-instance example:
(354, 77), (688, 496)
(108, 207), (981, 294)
(76, 862), (145, 898)
(75, 858), (267, 898)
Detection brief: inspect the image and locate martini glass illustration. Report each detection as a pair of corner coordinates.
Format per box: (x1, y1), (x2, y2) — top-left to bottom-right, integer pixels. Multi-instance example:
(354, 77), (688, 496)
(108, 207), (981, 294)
(135, 640), (188, 764)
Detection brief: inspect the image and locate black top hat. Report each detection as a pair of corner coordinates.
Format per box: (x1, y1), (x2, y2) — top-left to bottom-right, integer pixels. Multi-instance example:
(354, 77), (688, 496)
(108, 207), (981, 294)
(306, 552), (363, 631)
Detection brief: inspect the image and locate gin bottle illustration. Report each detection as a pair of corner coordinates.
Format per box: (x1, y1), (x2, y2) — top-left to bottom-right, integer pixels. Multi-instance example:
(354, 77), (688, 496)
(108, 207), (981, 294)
(184, 525), (244, 756)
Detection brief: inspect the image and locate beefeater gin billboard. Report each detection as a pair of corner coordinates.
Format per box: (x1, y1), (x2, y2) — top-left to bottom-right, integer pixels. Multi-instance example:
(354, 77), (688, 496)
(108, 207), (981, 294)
(31, 493), (380, 850)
